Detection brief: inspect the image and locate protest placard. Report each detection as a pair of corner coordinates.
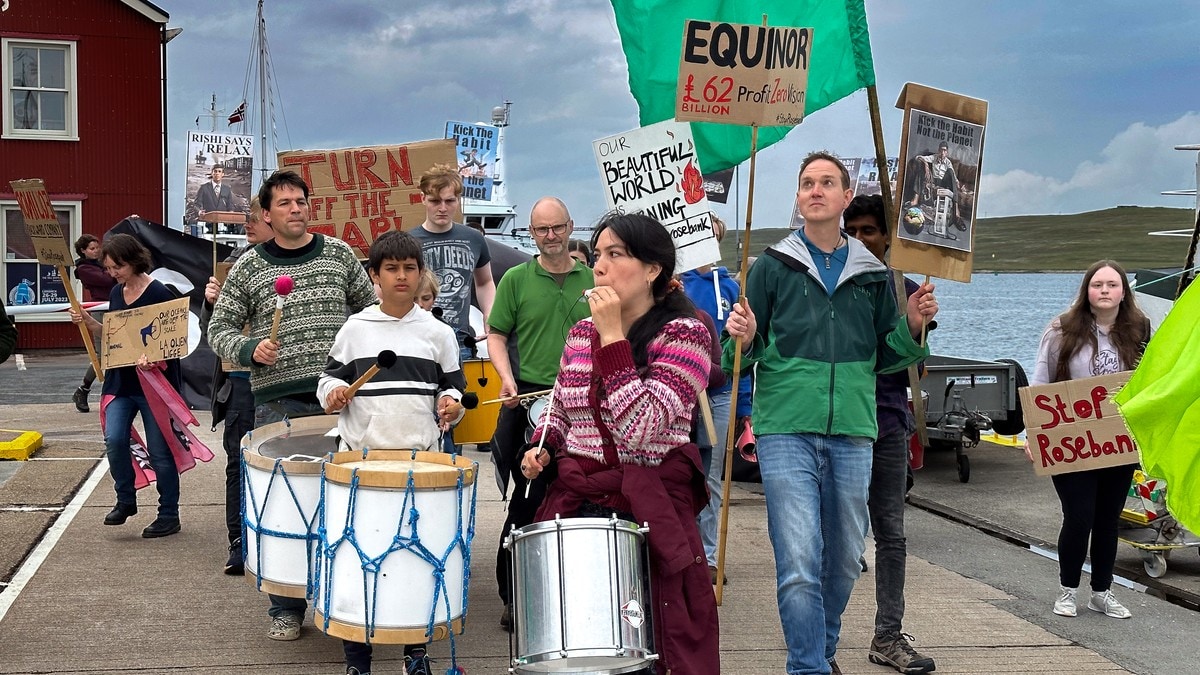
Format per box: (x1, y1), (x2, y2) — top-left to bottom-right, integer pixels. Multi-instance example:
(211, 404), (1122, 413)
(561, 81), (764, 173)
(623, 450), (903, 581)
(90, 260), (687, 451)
(675, 20), (811, 127)
(445, 121), (498, 201)
(184, 131), (255, 229)
(101, 297), (191, 370)
(1019, 372), (1139, 477)
(9, 179), (72, 266)
(278, 139), (458, 258)
(593, 119), (721, 272)
(891, 83), (988, 282)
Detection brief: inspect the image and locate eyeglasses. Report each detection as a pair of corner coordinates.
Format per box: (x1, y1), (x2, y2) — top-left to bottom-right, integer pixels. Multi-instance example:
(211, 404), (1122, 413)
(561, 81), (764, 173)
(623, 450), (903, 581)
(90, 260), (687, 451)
(531, 223), (569, 238)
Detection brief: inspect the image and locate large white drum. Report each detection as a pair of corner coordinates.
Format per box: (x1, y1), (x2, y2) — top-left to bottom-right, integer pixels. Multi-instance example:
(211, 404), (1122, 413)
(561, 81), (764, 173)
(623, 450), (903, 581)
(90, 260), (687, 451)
(505, 516), (657, 674)
(242, 416), (336, 598)
(316, 450), (478, 644)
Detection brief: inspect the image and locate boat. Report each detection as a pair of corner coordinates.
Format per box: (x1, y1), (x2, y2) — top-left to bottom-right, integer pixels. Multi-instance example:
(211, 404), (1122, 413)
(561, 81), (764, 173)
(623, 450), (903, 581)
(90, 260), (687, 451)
(1133, 143), (1200, 325)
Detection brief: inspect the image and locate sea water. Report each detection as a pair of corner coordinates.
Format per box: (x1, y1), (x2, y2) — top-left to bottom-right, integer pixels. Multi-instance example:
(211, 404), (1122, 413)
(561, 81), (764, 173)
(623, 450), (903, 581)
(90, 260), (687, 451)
(918, 272), (1081, 379)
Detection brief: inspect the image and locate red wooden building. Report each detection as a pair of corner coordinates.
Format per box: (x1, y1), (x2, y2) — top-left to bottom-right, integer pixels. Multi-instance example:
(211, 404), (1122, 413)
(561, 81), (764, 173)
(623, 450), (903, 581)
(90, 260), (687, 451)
(1, 0), (170, 348)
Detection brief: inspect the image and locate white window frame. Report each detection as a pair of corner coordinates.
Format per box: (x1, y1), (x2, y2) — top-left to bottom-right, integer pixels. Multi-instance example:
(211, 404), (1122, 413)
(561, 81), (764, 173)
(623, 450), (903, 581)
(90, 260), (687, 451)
(2, 38), (79, 141)
(1, 200), (83, 322)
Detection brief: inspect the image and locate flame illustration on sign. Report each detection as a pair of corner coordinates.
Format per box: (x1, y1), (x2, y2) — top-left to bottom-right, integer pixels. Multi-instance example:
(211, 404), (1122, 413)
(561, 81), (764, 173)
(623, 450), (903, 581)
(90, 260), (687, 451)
(680, 159), (705, 205)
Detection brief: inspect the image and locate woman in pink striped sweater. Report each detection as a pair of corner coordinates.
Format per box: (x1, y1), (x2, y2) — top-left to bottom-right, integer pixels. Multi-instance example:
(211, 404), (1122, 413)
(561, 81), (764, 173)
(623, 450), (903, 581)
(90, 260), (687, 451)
(521, 212), (719, 675)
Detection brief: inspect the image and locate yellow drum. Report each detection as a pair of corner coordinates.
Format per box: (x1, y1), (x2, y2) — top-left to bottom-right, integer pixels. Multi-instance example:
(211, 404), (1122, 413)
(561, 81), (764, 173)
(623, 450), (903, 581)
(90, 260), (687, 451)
(454, 358), (501, 445)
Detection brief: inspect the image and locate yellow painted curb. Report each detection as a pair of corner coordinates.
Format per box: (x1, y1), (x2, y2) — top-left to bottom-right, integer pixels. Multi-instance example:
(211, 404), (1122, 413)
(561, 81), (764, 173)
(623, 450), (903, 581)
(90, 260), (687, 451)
(0, 429), (43, 460)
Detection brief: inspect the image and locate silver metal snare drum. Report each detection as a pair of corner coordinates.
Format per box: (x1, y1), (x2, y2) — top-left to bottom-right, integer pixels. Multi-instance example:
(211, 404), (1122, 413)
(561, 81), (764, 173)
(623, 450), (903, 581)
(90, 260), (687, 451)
(504, 515), (657, 674)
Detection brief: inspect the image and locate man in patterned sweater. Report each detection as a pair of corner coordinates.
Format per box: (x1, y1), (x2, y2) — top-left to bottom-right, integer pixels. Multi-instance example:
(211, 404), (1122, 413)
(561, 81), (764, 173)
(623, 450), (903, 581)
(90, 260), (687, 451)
(208, 169), (376, 642)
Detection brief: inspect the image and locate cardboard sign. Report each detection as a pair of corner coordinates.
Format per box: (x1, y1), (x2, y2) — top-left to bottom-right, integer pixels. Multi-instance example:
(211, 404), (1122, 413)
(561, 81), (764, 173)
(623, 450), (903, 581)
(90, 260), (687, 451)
(278, 139), (458, 258)
(675, 20), (811, 127)
(101, 297), (191, 370)
(890, 83), (988, 283)
(593, 119), (721, 272)
(185, 131), (255, 226)
(445, 121), (498, 201)
(1019, 372), (1139, 477)
(9, 179), (72, 266)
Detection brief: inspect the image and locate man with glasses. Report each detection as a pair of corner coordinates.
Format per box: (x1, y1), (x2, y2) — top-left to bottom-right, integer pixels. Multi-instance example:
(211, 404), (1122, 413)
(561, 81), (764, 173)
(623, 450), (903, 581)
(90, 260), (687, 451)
(410, 163), (496, 360)
(487, 196), (594, 630)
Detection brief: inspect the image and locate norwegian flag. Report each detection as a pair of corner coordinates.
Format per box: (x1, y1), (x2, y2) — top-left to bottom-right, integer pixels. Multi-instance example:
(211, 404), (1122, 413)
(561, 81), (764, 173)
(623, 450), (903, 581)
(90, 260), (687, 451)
(227, 100), (246, 125)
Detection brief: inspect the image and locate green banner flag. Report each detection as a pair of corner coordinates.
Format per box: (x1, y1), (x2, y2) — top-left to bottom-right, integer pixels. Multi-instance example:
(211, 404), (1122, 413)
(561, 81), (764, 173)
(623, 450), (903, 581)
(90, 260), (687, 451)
(610, 0), (875, 172)
(1114, 281), (1200, 533)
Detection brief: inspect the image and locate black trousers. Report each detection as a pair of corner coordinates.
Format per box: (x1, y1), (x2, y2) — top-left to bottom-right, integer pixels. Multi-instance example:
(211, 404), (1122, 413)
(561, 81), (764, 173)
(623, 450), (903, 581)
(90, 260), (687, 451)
(1051, 463), (1135, 591)
(493, 380), (550, 604)
(222, 376), (256, 546)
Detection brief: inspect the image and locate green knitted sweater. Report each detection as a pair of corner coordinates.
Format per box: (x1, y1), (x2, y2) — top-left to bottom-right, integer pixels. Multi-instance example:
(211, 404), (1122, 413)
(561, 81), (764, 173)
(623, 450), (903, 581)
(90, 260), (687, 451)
(208, 234), (376, 405)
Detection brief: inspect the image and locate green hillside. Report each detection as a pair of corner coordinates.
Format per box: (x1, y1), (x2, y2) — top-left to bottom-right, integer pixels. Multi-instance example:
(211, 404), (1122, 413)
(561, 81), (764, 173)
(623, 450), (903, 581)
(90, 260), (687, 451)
(716, 206), (1195, 273)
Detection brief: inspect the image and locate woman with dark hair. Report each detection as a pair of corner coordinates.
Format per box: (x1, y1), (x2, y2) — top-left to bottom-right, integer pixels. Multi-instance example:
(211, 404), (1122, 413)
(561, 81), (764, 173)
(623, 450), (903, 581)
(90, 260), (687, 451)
(521, 212), (719, 674)
(71, 234), (118, 412)
(1027, 259), (1150, 620)
(567, 238), (592, 267)
(70, 233), (184, 538)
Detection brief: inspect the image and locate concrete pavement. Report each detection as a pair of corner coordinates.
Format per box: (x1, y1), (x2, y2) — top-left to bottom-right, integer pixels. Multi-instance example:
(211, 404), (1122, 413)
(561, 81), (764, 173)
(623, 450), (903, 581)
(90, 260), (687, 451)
(0, 393), (1148, 675)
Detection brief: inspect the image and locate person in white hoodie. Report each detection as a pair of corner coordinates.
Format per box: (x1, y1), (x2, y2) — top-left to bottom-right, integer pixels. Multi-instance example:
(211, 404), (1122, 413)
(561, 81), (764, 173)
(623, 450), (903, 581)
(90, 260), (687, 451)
(318, 230), (466, 675)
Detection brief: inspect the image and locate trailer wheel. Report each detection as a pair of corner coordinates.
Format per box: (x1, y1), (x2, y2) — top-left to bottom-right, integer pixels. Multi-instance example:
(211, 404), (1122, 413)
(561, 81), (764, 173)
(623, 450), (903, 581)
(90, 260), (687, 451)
(1144, 552), (1168, 578)
(956, 453), (971, 483)
(991, 358), (1029, 435)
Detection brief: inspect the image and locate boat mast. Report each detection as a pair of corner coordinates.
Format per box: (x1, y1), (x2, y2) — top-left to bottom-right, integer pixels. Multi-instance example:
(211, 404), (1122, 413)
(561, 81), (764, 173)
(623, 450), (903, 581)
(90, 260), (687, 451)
(257, 0), (269, 186)
(490, 101), (511, 205)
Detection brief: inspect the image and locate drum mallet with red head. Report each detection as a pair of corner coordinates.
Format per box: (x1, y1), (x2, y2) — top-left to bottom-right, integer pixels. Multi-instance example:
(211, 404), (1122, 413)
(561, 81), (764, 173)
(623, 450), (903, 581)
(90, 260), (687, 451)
(269, 275), (294, 343)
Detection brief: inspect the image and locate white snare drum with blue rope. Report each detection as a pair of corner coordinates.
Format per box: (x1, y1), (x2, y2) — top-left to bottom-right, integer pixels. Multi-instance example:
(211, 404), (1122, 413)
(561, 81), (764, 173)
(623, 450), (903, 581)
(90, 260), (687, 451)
(241, 415), (337, 598)
(316, 449), (478, 646)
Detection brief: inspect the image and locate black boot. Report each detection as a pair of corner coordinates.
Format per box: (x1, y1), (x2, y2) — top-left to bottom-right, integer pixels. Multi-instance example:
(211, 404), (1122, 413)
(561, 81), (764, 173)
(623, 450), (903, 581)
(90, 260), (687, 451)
(73, 386), (90, 413)
(103, 502), (137, 525)
(142, 517), (181, 538)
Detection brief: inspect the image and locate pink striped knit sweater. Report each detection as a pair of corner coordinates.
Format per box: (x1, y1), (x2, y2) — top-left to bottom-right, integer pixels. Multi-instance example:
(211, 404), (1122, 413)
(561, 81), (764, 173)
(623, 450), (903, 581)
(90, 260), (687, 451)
(534, 316), (711, 468)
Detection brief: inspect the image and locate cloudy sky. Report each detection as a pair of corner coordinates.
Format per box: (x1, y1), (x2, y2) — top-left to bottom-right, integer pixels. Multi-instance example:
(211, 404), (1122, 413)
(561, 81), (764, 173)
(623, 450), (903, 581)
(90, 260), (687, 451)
(159, 1), (1200, 231)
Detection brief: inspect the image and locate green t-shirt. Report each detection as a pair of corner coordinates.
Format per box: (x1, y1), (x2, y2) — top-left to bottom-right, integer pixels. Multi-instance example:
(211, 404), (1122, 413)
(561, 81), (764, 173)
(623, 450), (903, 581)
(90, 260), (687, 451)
(488, 258), (594, 386)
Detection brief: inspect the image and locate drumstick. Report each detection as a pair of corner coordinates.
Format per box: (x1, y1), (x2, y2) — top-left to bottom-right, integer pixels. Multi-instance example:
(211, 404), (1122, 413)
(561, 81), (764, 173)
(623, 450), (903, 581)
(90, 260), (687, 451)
(327, 350), (396, 413)
(525, 387), (556, 499)
(269, 275), (293, 344)
(481, 388), (553, 406)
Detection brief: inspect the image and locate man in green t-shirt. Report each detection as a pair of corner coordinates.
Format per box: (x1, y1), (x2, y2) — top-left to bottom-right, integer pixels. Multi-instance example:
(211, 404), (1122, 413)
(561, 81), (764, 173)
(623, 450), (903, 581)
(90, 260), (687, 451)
(487, 196), (593, 629)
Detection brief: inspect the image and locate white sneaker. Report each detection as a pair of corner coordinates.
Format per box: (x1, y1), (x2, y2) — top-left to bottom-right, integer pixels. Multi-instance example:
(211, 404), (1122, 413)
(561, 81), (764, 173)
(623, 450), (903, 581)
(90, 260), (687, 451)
(1088, 589), (1132, 619)
(1053, 585), (1077, 617)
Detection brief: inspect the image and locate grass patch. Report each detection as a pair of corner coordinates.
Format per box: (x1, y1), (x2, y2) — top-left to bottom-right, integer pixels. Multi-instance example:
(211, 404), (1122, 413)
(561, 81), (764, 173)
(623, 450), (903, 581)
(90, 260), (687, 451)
(717, 206), (1196, 273)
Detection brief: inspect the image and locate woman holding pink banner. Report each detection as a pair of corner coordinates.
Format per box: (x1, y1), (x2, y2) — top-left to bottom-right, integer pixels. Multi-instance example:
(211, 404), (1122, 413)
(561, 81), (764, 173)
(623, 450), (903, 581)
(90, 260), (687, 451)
(1026, 259), (1150, 620)
(70, 234), (184, 539)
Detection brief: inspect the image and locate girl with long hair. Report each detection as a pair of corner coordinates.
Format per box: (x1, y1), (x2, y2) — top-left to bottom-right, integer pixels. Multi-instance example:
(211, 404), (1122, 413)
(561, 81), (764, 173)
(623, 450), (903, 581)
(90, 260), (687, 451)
(1027, 259), (1150, 619)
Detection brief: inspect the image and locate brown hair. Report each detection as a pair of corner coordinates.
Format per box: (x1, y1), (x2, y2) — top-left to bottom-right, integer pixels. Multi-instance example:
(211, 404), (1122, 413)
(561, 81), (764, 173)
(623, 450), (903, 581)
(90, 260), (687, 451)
(74, 233), (100, 257)
(1053, 259), (1149, 382)
(101, 233), (153, 275)
(418, 163), (463, 197)
(798, 150), (851, 191)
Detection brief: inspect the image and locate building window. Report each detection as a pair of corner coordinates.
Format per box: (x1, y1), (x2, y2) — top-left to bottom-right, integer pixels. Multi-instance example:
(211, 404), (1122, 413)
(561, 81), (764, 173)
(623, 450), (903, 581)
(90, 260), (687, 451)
(1, 201), (82, 319)
(2, 38), (78, 140)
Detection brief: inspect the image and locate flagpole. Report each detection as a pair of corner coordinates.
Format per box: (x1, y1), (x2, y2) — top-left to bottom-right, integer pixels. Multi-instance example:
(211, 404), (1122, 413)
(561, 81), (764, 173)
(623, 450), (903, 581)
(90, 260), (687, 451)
(867, 84), (928, 447)
(715, 123), (759, 606)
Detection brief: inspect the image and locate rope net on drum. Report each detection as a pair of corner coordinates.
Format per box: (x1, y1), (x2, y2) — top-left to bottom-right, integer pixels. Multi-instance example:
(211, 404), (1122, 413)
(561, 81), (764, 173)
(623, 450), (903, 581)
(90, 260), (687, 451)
(315, 447), (477, 673)
(241, 419), (323, 598)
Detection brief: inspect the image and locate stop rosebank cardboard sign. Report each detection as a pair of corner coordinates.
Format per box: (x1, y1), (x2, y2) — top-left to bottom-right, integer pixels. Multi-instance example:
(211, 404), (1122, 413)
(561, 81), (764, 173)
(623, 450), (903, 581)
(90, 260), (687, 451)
(1018, 372), (1139, 477)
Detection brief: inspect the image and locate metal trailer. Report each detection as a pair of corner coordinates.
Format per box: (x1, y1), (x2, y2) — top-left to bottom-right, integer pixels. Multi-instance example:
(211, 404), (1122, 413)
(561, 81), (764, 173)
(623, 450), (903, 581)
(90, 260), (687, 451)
(918, 355), (1028, 483)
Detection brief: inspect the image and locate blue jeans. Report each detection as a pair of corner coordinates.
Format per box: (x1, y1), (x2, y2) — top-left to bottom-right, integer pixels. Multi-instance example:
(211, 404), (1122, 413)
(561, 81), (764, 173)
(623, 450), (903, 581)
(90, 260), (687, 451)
(104, 395), (179, 519)
(255, 398), (323, 619)
(697, 390), (732, 566)
(867, 429), (909, 636)
(758, 433), (873, 675)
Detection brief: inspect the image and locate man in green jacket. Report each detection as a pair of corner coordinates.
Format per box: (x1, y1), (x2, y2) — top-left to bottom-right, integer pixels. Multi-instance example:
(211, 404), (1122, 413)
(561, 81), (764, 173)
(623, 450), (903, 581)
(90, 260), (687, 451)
(724, 151), (939, 675)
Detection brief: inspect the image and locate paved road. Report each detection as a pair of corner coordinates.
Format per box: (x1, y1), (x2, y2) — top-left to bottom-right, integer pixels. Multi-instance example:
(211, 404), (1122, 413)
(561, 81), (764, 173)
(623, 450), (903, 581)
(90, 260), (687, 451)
(2, 349), (1198, 673)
